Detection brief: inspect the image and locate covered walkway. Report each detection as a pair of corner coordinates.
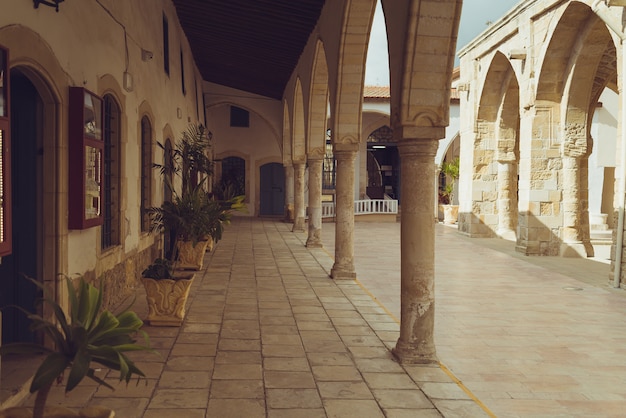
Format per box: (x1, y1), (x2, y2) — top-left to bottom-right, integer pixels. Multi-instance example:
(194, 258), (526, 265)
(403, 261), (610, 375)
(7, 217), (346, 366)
(5, 217), (626, 417)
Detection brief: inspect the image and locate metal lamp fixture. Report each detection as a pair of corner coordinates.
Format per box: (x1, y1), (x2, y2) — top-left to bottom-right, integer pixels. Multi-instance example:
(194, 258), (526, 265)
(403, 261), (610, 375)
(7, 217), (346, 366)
(33, 0), (64, 12)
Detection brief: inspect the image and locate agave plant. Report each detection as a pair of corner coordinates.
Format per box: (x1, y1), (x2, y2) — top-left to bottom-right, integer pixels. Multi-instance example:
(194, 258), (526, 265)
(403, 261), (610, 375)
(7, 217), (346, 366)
(0, 276), (152, 418)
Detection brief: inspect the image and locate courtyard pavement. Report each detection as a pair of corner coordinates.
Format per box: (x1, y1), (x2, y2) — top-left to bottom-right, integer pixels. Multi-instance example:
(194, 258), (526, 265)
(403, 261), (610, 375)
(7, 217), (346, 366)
(2, 217), (625, 417)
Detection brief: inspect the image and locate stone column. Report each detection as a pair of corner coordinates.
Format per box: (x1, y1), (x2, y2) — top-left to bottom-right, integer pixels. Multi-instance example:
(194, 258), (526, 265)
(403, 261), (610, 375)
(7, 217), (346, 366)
(496, 160), (516, 240)
(284, 164), (295, 222)
(561, 156), (593, 257)
(306, 158), (323, 247)
(393, 138), (439, 364)
(331, 149), (357, 279)
(292, 162), (306, 232)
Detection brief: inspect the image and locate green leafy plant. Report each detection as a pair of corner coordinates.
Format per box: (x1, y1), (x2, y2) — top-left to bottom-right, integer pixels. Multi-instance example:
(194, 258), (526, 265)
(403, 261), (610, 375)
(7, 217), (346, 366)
(141, 258), (174, 280)
(0, 276), (152, 418)
(440, 157), (460, 204)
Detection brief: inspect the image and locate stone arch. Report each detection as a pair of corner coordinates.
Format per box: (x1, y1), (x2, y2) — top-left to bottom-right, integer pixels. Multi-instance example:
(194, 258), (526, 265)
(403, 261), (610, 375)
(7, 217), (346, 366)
(521, 2), (598, 255)
(282, 100), (294, 222)
(292, 78), (306, 163)
(332, 0), (376, 148)
(291, 78), (307, 231)
(0, 25), (66, 314)
(559, 9), (616, 257)
(383, 0), (462, 133)
(137, 101), (155, 234)
(308, 39), (329, 158)
(98, 74), (128, 248)
(465, 52), (521, 238)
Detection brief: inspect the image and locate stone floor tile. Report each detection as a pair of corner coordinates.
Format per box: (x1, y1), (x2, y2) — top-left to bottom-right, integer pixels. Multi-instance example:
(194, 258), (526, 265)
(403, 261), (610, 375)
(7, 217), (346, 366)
(175, 332), (218, 345)
(206, 399), (265, 418)
(143, 409), (206, 418)
(362, 373), (419, 390)
(296, 321), (335, 331)
(349, 346), (392, 359)
(384, 409), (443, 418)
(420, 382), (474, 400)
(261, 333), (303, 345)
(307, 352), (355, 366)
(93, 378), (157, 399)
(218, 338), (261, 351)
(431, 399), (494, 418)
(210, 379), (264, 398)
(256, 324), (299, 334)
(299, 330), (342, 342)
(263, 357), (311, 372)
(181, 322), (221, 333)
(157, 371), (210, 389)
(169, 342), (216, 357)
(317, 381), (374, 400)
(312, 365), (362, 381)
(264, 371), (316, 388)
(266, 388), (323, 409)
(323, 399), (385, 418)
(353, 357), (405, 373)
(147, 388), (209, 409)
(341, 335), (387, 347)
(302, 339), (349, 353)
(403, 365), (453, 383)
(165, 355), (214, 371)
(212, 363), (262, 380)
(220, 328), (261, 339)
(85, 398), (148, 418)
(267, 408), (327, 418)
(215, 350), (262, 364)
(262, 343), (307, 357)
(372, 388), (433, 409)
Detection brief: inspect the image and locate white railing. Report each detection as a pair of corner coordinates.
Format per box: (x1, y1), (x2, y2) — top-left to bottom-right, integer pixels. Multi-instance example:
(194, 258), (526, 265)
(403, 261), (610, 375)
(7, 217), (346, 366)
(321, 199), (398, 219)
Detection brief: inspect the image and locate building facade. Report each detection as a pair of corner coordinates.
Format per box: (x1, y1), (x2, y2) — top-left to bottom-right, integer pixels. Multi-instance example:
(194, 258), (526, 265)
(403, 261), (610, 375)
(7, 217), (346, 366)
(0, 0), (465, 368)
(458, 0), (626, 289)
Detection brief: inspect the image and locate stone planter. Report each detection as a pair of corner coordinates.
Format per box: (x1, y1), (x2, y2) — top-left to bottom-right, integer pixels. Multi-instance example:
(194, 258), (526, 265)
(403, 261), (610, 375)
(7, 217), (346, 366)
(175, 239), (209, 270)
(0, 406), (114, 417)
(442, 204), (459, 225)
(141, 273), (194, 326)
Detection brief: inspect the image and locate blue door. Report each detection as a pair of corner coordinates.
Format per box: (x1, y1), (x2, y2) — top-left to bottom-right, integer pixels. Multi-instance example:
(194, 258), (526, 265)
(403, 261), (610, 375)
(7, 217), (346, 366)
(260, 163), (285, 216)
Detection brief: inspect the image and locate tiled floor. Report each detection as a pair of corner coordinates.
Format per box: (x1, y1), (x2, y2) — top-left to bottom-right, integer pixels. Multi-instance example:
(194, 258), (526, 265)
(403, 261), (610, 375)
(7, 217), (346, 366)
(320, 221), (626, 418)
(1, 218), (488, 417)
(2, 217), (625, 417)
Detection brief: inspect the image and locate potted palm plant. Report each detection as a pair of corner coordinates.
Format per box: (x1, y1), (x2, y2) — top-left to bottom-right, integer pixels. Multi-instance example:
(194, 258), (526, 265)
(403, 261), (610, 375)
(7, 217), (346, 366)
(440, 157), (460, 225)
(0, 276), (152, 418)
(140, 257), (195, 327)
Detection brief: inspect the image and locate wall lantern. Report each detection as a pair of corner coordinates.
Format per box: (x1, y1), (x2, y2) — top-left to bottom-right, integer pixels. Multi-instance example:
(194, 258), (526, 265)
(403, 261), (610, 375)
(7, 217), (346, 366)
(33, 0), (64, 12)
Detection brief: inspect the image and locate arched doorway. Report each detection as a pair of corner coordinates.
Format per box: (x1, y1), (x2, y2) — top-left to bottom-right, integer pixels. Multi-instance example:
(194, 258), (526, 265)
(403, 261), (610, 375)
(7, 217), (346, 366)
(0, 69), (46, 344)
(260, 162), (284, 216)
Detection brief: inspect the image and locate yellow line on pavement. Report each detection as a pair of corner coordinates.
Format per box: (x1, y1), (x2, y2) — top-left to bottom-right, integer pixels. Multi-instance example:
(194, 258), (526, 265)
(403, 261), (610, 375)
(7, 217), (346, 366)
(354, 277), (498, 418)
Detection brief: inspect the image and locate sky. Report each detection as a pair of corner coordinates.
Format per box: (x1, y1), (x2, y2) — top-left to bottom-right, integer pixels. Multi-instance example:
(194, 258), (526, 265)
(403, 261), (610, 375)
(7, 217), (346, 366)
(365, 0), (521, 85)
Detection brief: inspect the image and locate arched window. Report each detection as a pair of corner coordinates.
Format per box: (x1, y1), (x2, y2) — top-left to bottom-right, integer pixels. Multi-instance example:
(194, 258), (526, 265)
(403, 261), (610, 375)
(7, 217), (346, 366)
(219, 156), (245, 198)
(140, 116), (152, 232)
(101, 94), (121, 249)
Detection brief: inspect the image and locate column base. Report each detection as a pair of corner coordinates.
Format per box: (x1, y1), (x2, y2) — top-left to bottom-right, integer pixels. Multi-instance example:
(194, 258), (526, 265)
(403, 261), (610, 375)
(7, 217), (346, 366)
(284, 204), (295, 223)
(330, 264), (356, 280)
(292, 217), (306, 232)
(306, 239), (323, 248)
(496, 228), (516, 241)
(392, 342), (438, 365)
(561, 241), (593, 258)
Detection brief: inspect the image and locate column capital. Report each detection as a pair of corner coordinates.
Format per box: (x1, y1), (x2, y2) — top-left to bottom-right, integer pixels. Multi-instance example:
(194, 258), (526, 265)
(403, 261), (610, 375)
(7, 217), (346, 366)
(395, 125), (445, 141)
(396, 138), (439, 157)
(333, 148), (358, 160)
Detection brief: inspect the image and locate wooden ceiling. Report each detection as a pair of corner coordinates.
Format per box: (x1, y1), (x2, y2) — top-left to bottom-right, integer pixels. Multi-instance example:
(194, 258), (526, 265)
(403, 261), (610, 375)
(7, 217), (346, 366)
(172, 0), (327, 100)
